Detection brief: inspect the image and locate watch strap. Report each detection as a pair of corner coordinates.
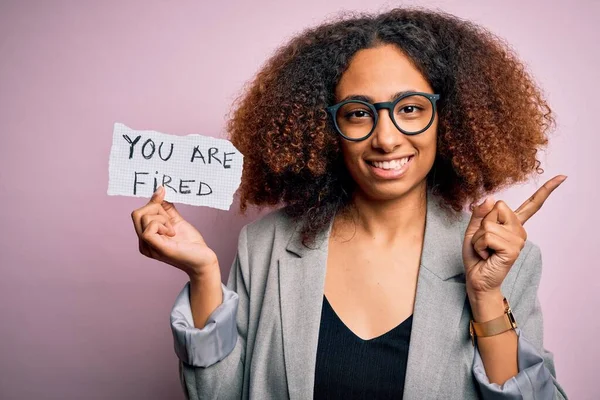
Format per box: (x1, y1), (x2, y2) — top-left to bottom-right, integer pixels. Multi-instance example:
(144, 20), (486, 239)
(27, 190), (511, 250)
(469, 297), (517, 345)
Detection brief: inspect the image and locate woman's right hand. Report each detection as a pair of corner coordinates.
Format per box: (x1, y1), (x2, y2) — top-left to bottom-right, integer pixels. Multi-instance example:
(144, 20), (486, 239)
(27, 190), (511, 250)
(131, 186), (219, 279)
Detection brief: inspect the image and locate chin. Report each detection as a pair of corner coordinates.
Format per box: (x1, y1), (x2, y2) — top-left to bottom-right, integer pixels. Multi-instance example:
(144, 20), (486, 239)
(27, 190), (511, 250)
(345, 158), (431, 202)
(355, 172), (430, 203)
(355, 181), (415, 202)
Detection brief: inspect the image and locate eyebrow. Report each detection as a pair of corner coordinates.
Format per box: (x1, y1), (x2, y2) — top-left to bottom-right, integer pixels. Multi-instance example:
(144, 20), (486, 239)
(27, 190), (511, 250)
(339, 89), (422, 103)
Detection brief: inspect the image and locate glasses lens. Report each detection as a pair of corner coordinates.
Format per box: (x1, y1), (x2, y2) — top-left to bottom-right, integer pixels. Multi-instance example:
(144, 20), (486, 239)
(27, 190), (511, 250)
(335, 101), (375, 140)
(333, 95), (435, 139)
(393, 94), (434, 134)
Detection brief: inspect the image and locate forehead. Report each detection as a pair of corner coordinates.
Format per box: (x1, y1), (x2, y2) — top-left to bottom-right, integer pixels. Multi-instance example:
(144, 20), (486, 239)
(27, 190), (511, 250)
(335, 44), (433, 102)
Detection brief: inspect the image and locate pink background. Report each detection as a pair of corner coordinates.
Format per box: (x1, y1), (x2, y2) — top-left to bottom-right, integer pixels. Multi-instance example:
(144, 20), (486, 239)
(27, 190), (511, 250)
(1, 1), (597, 399)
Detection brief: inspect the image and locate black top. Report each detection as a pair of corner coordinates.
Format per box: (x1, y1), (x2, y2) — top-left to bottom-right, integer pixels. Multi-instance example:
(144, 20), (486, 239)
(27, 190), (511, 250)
(313, 295), (413, 400)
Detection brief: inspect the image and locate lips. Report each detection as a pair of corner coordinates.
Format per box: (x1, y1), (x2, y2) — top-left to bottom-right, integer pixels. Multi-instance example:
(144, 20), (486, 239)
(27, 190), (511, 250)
(368, 155), (413, 170)
(366, 155), (414, 179)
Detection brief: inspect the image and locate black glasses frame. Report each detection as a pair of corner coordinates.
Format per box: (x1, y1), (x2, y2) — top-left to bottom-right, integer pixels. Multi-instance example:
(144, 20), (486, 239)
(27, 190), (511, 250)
(325, 91), (441, 142)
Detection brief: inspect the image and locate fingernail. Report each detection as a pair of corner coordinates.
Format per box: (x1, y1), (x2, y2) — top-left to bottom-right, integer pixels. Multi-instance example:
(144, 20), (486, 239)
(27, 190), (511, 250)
(560, 175), (568, 182)
(156, 186), (164, 194)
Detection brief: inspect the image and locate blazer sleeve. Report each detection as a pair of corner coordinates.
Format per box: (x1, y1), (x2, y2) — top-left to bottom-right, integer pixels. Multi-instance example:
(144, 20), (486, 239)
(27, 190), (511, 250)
(471, 243), (568, 399)
(170, 225), (250, 400)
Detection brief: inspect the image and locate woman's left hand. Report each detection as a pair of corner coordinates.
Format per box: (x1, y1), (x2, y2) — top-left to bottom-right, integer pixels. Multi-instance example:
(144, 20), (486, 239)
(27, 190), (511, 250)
(462, 175), (567, 298)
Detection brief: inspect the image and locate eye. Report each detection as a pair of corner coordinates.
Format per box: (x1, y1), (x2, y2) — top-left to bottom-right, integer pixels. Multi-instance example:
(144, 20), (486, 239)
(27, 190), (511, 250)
(346, 110), (372, 119)
(337, 101), (374, 124)
(398, 105), (423, 114)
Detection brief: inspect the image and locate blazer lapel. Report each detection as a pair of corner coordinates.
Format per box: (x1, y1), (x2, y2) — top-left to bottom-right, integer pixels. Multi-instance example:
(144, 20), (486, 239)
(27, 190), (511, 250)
(402, 189), (469, 399)
(278, 187), (469, 399)
(279, 216), (333, 400)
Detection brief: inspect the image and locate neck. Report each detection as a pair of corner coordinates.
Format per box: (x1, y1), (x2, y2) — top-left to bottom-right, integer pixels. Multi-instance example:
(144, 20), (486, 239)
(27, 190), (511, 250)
(337, 181), (428, 244)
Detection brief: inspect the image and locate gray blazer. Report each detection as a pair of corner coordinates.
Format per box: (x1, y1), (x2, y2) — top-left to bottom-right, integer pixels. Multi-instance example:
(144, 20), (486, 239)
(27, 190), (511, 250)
(170, 187), (568, 399)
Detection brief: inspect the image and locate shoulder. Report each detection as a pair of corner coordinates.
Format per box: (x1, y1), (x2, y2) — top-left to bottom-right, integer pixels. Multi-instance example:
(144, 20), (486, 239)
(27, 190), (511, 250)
(236, 207), (300, 257)
(242, 207), (297, 241)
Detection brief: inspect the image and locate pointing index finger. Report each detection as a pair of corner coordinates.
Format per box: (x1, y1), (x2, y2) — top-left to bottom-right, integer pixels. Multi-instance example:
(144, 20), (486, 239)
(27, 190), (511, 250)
(515, 175), (567, 225)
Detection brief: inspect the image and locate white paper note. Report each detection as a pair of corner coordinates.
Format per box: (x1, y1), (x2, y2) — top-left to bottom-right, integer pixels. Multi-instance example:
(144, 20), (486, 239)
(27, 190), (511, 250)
(108, 123), (243, 210)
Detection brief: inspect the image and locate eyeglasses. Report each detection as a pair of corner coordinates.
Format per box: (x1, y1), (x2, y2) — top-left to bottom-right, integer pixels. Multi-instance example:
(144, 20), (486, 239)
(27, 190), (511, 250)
(325, 91), (441, 142)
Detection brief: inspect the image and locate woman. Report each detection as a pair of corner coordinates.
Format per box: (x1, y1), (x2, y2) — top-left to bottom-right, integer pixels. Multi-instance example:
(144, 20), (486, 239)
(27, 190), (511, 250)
(131, 6), (568, 399)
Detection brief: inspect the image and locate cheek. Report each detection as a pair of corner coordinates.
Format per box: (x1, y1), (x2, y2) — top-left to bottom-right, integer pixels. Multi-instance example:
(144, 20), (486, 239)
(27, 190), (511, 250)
(423, 136), (437, 159)
(339, 142), (364, 171)
(416, 126), (438, 160)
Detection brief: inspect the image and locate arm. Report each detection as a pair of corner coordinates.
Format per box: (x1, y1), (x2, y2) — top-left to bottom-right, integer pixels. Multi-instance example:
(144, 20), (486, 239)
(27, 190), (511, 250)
(189, 266), (225, 330)
(171, 279), (239, 368)
(469, 290), (518, 385)
(170, 225), (251, 400)
(471, 243), (568, 399)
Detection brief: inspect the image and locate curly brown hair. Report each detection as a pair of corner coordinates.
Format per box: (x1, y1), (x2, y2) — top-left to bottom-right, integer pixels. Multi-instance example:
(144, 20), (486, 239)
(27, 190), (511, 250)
(225, 6), (554, 245)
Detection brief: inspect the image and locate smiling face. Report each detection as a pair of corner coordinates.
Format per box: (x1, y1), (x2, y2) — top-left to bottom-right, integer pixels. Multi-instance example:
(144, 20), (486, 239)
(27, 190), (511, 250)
(334, 43), (438, 202)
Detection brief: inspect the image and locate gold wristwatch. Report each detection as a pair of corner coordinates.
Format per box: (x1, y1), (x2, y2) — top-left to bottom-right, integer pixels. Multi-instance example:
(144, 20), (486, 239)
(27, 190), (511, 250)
(469, 297), (517, 346)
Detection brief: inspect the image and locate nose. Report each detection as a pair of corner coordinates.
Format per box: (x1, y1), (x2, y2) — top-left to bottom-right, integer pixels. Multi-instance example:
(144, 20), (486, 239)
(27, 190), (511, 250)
(370, 108), (408, 152)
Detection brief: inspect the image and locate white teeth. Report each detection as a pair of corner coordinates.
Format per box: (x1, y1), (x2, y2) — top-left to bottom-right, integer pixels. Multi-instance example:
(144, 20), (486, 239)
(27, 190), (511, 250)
(371, 156), (411, 170)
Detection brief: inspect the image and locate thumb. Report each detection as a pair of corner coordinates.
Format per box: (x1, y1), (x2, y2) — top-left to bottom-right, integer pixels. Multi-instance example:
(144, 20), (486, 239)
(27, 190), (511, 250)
(465, 197), (495, 239)
(162, 198), (183, 223)
(150, 186), (183, 224)
(149, 185), (166, 204)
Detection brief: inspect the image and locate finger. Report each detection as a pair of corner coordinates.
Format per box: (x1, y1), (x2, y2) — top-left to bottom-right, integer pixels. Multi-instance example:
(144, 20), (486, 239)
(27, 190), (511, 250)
(479, 200), (517, 227)
(141, 213), (167, 229)
(473, 231), (516, 262)
(161, 199), (184, 224)
(132, 205), (172, 238)
(139, 224), (159, 259)
(482, 204), (499, 225)
(471, 221), (525, 252)
(147, 222), (178, 260)
(495, 200), (527, 239)
(133, 211), (152, 258)
(494, 200), (515, 225)
(471, 215), (501, 260)
(139, 239), (151, 257)
(479, 248), (490, 260)
(465, 197), (496, 239)
(140, 214), (175, 236)
(471, 217), (509, 246)
(515, 175), (567, 225)
(148, 186), (175, 229)
(131, 188), (173, 237)
(155, 222), (171, 236)
(155, 184), (184, 223)
(142, 220), (171, 257)
(149, 185), (166, 204)
(493, 200), (524, 235)
(469, 205), (499, 255)
(134, 186), (170, 257)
